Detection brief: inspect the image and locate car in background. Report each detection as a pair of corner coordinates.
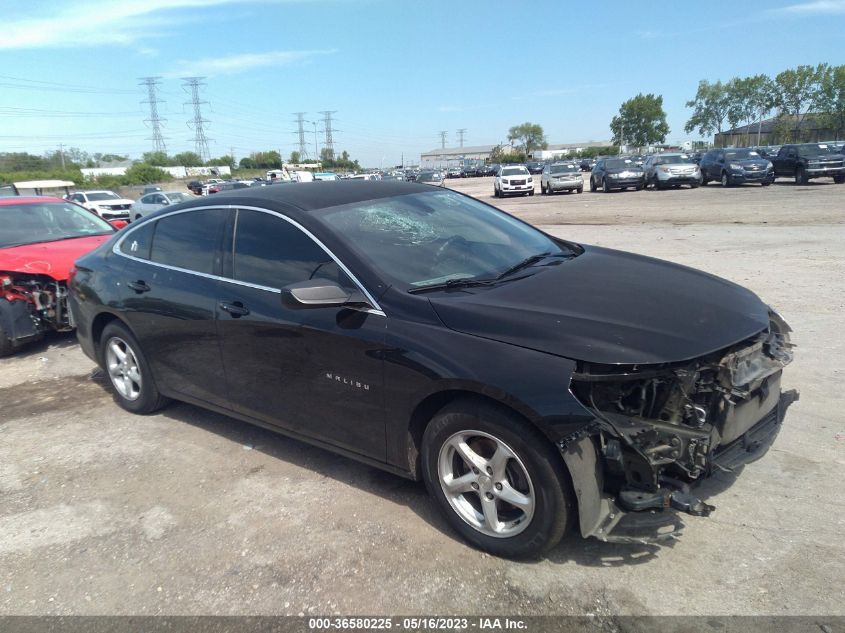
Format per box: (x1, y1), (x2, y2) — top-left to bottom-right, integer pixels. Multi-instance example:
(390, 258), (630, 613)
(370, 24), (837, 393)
(478, 164), (496, 177)
(642, 153), (701, 190)
(770, 143), (845, 184)
(186, 180), (204, 195)
(700, 148), (774, 187)
(69, 181), (797, 557)
(460, 165), (479, 178)
(381, 174), (406, 182)
(417, 171), (445, 186)
(494, 165), (533, 197)
(589, 158), (645, 192)
(214, 181), (252, 193)
(66, 190), (134, 222)
(0, 196), (117, 356)
(446, 167), (463, 178)
(579, 158), (596, 172)
(526, 161), (545, 174)
(130, 191), (197, 221)
(540, 163), (583, 195)
(350, 174), (380, 181)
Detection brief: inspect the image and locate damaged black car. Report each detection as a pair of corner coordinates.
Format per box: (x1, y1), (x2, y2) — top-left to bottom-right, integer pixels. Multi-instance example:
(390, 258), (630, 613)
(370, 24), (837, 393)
(69, 182), (797, 557)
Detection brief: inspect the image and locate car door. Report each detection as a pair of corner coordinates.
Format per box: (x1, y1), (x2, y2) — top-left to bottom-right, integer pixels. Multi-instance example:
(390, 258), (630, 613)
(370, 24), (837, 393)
(217, 208), (388, 460)
(116, 207), (231, 409)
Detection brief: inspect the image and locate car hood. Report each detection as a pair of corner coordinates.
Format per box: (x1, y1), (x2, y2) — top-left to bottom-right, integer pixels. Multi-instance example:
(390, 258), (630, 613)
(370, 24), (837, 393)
(0, 234), (112, 280)
(91, 199), (133, 206)
(428, 245), (770, 365)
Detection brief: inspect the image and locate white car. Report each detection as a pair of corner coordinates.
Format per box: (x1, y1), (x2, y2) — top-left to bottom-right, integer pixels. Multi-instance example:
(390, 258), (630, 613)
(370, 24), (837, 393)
(494, 165), (534, 198)
(66, 190), (134, 221)
(130, 191), (196, 221)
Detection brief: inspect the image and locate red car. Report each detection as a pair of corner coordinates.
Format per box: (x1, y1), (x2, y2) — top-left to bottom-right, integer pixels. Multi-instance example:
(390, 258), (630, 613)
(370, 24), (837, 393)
(0, 196), (123, 356)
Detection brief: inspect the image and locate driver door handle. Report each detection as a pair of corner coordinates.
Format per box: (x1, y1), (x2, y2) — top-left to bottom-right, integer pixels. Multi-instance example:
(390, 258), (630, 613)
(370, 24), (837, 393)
(219, 301), (250, 317)
(127, 280), (151, 293)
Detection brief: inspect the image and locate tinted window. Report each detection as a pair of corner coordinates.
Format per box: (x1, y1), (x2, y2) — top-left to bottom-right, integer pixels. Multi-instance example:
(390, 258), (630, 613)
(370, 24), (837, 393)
(121, 221), (155, 259)
(233, 209), (350, 290)
(150, 208), (227, 274)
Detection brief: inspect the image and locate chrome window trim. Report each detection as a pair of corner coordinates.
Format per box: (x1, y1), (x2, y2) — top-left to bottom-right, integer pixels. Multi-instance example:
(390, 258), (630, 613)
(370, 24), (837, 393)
(112, 204), (386, 317)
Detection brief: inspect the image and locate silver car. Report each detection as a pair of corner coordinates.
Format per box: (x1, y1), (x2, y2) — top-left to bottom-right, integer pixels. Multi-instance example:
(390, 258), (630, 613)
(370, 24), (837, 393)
(540, 162), (583, 195)
(130, 191), (196, 221)
(643, 153), (701, 190)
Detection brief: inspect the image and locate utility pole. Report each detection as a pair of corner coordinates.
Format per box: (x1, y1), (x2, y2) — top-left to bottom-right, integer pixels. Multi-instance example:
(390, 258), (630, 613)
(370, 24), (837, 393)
(439, 131), (448, 149)
(313, 121), (318, 160)
(58, 143), (65, 169)
(293, 113), (308, 159)
(457, 128), (466, 148)
(139, 76), (167, 154)
(319, 111), (337, 161)
(182, 77), (211, 162)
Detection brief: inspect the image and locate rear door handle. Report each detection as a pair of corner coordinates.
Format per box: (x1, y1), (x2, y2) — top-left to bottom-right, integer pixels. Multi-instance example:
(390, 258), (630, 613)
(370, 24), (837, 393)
(219, 301), (250, 317)
(127, 280), (151, 293)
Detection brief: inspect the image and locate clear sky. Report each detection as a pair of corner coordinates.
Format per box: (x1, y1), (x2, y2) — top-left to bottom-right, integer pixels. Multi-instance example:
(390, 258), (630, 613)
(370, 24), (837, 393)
(3, 0), (844, 167)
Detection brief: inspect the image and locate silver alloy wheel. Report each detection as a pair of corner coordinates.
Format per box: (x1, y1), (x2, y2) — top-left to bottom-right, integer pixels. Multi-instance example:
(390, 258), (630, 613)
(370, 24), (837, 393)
(437, 430), (535, 538)
(105, 336), (142, 401)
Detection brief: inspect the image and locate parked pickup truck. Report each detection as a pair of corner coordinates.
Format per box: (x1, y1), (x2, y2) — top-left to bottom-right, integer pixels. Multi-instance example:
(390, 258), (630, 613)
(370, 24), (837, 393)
(771, 143), (845, 184)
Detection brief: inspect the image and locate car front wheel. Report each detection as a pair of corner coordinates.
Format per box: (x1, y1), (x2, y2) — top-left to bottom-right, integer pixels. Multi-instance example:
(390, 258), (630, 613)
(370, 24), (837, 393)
(100, 321), (169, 414)
(421, 399), (571, 558)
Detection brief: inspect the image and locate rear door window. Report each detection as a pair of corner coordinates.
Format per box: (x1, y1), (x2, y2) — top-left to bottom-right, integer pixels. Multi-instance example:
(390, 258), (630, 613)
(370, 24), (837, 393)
(149, 208), (228, 275)
(120, 222), (155, 260)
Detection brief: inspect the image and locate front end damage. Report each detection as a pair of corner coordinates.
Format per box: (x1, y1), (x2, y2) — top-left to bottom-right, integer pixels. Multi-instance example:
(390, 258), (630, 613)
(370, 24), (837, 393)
(0, 272), (73, 352)
(561, 311), (798, 543)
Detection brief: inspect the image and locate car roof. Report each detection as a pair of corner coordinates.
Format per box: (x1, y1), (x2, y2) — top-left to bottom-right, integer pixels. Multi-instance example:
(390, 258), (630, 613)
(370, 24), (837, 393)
(0, 195), (66, 206)
(171, 180), (434, 216)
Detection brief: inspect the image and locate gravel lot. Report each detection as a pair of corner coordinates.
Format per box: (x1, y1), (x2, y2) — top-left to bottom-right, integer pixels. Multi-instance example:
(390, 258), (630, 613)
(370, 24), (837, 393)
(1, 176), (843, 616)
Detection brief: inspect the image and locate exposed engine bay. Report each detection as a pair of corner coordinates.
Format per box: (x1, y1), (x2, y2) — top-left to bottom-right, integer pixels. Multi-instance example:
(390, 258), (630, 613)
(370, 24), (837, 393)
(0, 272), (72, 350)
(564, 311), (798, 542)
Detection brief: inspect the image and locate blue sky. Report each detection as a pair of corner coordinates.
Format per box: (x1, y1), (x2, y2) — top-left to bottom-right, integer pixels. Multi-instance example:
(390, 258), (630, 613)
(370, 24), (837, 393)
(3, 0), (845, 167)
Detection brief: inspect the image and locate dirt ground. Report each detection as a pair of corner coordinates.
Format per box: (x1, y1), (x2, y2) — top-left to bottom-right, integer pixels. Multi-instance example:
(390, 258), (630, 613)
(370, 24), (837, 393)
(1, 175), (843, 616)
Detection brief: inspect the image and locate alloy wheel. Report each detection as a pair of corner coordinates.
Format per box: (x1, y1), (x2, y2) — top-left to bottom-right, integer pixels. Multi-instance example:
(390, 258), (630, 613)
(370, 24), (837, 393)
(437, 430), (535, 538)
(106, 336), (143, 401)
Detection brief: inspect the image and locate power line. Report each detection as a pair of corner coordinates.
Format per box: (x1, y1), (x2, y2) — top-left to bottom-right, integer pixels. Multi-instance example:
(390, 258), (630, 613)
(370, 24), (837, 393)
(319, 110), (337, 160)
(139, 77), (167, 155)
(439, 131), (447, 149)
(457, 128), (466, 148)
(182, 77), (212, 161)
(293, 112), (308, 158)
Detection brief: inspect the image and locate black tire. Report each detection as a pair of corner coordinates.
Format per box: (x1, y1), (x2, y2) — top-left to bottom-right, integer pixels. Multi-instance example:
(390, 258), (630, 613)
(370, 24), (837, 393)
(795, 166), (808, 185)
(701, 171), (710, 185)
(761, 181), (771, 187)
(0, 321), (13, 358)
(576, 186), (583, 194)
(540, 182), (546, 195)
(493, 187), (499, 198)
(721, 171), (731, 188)
(589, 177), (597, 192)
(635, 184), (643, 191)
(833, 174), (845, 184)
(421, 399), (572, 558)
(602, 178), (610, 193)
(528, 189), (534, 196)
(99, 321), (169, 414)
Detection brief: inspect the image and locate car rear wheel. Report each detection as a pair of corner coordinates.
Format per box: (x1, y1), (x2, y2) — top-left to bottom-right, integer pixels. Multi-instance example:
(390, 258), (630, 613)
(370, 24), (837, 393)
(421, 399), (571, 558)
(833, 174), (845, 184)
(100, 321), (169, 414)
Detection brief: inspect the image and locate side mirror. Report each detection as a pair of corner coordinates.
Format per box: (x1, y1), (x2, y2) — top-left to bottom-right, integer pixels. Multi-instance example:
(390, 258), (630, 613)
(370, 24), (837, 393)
(283, 279), (351, 308)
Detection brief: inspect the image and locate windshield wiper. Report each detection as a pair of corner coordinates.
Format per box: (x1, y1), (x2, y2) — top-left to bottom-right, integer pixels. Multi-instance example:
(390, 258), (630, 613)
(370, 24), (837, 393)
(496, 251), (575, 280)
(408, 277), (497, 294)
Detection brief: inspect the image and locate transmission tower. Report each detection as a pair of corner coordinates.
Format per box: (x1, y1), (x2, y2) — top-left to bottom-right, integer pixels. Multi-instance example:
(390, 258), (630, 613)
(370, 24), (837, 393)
(457, 128), (466, 148)
(139, 77), (167, 154)
(293, 112), (308, 159)
(319, 111), (337, 160)
(439, 131), (448, 149)
(182, 77), (211, 161)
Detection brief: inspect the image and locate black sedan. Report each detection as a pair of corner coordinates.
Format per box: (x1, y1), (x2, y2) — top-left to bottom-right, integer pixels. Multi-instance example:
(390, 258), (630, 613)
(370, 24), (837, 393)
(589, 158), (646, 192)
(70, 182), (797, 557)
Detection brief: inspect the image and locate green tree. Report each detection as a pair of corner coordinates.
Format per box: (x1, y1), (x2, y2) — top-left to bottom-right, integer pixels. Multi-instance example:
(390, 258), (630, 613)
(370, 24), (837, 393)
(727, 74), (776, 146)
(773, 64), (828, 140)
(141, 151), (171, 166)
(207, 155), (234, 167)
(289, 151), (301, 164)
(818, 64), (845, 140)
(507, 123), (547, 156)
(172, 151), (204, 167)
(123, 163), (172, 185)
(611, 93), (669, 148)
(239, 156), (256, 170)
(684, 80), (731, 144)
